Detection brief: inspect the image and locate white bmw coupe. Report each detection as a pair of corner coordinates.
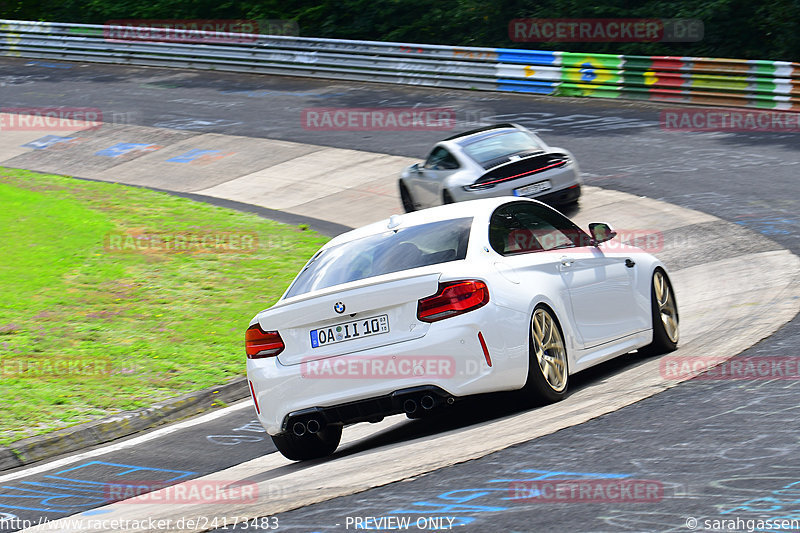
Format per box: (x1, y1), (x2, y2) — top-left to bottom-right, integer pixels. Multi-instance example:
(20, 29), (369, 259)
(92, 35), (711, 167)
(246, 197), (678, 460)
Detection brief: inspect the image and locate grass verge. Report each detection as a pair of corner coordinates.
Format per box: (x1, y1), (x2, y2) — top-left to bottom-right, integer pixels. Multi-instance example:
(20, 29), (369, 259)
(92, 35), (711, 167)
(0, 167), (329, 445)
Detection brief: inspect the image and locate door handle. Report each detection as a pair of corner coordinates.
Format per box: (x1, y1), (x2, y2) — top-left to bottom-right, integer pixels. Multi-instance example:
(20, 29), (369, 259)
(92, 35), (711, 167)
(560, 256), (575, 267)
(625, 258), (636, 268)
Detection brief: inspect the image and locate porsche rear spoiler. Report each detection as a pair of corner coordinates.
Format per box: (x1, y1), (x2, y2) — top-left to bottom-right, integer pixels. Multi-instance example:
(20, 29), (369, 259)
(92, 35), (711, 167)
(466, 153), (570, 190)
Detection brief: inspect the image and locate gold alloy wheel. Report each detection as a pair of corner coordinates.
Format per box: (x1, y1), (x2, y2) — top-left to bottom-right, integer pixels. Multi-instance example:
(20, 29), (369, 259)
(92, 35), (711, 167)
(531, 308), (568, 392)
(654, 270), (679, 343)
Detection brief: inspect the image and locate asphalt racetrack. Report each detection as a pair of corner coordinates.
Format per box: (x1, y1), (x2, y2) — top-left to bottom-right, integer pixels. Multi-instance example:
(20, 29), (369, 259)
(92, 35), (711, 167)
(1, 58), (799, 532)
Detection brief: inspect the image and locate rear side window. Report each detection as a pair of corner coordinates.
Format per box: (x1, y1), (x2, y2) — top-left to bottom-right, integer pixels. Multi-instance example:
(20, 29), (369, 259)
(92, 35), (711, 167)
(285, 217), (472, 298)
(423, 147), (460, 170)
(489, 202), (591, 255)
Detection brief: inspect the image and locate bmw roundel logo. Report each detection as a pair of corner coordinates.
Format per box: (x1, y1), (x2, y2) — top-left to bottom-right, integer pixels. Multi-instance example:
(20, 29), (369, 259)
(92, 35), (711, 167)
(334, 302), (345, 314)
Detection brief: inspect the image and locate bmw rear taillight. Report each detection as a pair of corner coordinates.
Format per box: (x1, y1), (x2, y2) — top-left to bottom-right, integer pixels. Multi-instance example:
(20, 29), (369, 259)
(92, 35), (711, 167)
(417, 280), (490, 323)
(245, 324), (284, 359)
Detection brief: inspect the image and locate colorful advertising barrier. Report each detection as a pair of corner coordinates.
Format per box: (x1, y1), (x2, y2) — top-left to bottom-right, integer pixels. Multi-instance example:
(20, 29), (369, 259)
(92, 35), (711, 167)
(1, 19), (798, 112)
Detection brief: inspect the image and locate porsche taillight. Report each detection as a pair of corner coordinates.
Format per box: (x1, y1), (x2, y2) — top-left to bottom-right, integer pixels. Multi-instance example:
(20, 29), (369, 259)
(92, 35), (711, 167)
(245, 324), (284, 359)
(417, 280), (490, 323)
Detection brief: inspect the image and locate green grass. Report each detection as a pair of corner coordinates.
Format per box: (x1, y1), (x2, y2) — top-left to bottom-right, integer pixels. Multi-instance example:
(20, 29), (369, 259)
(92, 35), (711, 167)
(0, 168), (329, 445)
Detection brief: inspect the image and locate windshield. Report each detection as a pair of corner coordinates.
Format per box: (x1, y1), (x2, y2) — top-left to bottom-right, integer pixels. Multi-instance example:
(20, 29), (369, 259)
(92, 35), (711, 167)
(462, 130), (545, 165)
(284, 217), (473, 298)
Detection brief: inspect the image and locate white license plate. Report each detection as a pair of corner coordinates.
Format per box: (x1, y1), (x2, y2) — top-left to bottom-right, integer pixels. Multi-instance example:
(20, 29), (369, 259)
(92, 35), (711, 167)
(514, 180), (552, 197)
(310, 314), (389, 348)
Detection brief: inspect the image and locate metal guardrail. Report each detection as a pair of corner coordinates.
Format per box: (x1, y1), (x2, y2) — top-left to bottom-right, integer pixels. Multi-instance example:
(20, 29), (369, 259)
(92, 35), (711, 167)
(2, 19), (798, 111)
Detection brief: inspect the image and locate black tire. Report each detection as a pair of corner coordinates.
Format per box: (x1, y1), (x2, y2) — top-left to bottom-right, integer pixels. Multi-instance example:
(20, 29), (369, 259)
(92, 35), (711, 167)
(561, 197), (580, 207)
(399, 182), (416, 213)
(522, 305), (569, 403)
(270, 425), (342, 461)
(442, 190), (454, 204)
(639, 268), (679, 356)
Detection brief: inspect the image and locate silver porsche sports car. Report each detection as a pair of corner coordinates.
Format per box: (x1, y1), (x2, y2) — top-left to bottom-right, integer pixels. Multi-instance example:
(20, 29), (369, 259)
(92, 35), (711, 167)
(399, 123), (582, 212)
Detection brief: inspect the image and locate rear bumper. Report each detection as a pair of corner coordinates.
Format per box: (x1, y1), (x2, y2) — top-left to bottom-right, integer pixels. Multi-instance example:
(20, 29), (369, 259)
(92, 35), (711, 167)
(247, 304), (530, 435)
(282, 385), (455, 435)
(537, 183), (582, 205)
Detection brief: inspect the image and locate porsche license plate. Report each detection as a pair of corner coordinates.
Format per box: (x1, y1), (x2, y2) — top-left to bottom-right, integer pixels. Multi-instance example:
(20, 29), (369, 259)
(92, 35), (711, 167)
(310, 314), (389, 348)
(514, 180), (552, 197)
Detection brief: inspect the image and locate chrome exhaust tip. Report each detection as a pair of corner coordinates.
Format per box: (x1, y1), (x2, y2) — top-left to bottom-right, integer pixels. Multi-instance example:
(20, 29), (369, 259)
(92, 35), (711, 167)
(403, 399), (418, 414)
(306, 418), (321, 434)
(420, 395), (436, 410)
(292, 421), (307, 436)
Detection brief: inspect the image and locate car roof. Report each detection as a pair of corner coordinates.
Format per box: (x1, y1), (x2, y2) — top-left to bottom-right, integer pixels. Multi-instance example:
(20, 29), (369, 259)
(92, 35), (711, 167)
(324, 197), (549, 249)
(441, 123), (520, 142)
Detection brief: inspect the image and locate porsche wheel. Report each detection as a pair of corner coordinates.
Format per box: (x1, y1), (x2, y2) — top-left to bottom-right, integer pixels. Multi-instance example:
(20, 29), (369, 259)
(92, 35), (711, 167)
(399, 182), (415, 213)
(523, 305), (569, 403)
(639, 268), (679, 356)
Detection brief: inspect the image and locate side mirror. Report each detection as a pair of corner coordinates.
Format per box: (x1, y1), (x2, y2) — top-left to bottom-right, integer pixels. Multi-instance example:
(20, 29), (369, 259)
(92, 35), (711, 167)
(588, 222), (617, 245)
